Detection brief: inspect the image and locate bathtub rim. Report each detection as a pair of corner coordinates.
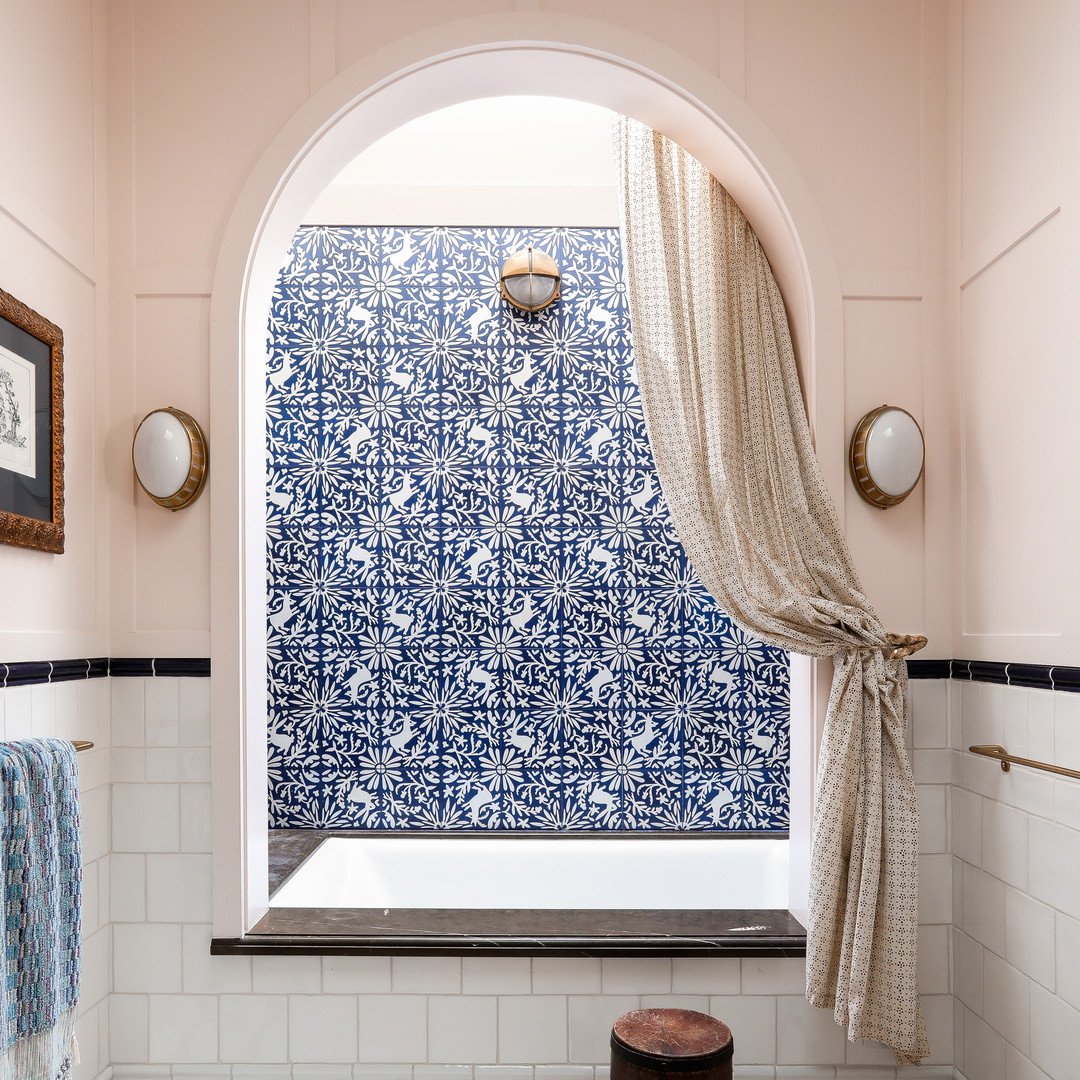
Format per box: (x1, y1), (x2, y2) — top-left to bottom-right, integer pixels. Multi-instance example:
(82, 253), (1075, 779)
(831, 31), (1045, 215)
(267, 827), (792, 900)
(210, 829), (806, 957)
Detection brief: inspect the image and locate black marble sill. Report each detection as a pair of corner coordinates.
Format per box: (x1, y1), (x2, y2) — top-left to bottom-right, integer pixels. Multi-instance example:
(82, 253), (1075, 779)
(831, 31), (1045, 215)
(211, 907), (806, 958)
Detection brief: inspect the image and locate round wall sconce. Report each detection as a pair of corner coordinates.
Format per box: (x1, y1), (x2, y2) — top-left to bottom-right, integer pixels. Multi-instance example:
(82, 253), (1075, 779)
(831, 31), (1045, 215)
(849, 404), (924, 509)
(132, 407), (208, 511)
(499, 247), (561, 313)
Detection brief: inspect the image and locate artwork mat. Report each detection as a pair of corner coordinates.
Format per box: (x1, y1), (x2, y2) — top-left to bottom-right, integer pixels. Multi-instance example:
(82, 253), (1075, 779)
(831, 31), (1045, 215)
(0, 341), (36, 478)
(0, 287), (64, 554)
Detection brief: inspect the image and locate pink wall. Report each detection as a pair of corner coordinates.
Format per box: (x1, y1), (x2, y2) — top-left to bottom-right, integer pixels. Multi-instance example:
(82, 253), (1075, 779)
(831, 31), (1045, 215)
(18, 3), (1073, 681)
(11, 3), (1080, 1077)
(0, 0), (108, 661)
(98, 0), (950, 662)
(952, 0), (1080, 666)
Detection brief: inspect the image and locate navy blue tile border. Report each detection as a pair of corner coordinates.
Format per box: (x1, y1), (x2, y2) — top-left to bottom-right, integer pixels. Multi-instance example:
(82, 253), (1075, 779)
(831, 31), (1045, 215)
(3, 661), (53, 689)
(1, 654), (1078, 695)
(108, 657), (211, 678)
(1051, 666), (1080, 693)
(910, 658), (1080, 693)
(968, 660), (1009, 685)
(0, 657), (211, 689)
(152, 657), (211, 678)
(1004, 663), (1055, 692)
(906, 659), (951, 680)
(107, 657), (155, 679)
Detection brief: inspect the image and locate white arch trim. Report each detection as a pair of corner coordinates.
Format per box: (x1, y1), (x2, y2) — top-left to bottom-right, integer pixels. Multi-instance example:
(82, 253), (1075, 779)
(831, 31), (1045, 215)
(209, 13), (841, 937)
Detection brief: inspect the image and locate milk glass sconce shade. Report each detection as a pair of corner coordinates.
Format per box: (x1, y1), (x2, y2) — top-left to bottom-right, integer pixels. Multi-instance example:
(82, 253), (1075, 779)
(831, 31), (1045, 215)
(132, 407), (208, 510)
(500, 247), (561, 313)
(849, 405), (925, 509)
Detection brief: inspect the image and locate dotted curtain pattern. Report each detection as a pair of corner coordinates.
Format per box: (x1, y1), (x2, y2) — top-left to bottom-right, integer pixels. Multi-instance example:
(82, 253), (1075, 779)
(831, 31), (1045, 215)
(616, 119), (928, 1065)
(266, 224), (789, 833)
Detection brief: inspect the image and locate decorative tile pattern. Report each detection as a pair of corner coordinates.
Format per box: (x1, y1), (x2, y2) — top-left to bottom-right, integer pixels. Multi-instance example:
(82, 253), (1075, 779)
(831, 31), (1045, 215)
(265, 226), (789, 831)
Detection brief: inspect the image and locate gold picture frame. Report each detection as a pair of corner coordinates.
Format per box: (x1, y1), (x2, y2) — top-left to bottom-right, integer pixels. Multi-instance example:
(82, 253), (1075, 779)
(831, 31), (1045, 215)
(0, 288), (64, 553)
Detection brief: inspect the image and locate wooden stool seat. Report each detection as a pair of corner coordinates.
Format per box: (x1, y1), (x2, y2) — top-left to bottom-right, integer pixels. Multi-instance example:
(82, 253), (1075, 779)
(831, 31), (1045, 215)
(610, 1008), (733, 1079)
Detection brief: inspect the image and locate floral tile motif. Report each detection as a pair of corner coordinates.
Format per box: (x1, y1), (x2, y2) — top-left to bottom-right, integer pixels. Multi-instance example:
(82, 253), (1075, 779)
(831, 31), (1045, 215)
(266, 225), (789, 831)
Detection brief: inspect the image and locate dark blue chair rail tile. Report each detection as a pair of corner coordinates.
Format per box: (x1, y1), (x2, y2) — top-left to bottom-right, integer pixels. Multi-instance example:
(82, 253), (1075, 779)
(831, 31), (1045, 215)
(108, 658), (155, 678)
(1050, 666), (1080, 692)
(153, 657), (212, 678)
(3, 661), (52, 688)
(0, 658), (210, 688)
(968, 660), (1008, 685)
(907, 659), (951, 680)
(1006, 663), (1055, 691)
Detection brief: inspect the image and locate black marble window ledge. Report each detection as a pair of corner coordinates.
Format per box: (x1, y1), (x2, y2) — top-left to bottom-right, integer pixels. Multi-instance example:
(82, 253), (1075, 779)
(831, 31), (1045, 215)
(0, 657), (210, 688)
(211, 906), (808, 958)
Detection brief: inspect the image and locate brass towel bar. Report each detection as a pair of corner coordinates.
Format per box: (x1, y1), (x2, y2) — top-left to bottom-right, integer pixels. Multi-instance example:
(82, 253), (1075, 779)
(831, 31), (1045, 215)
(969, 743), (1080, 781)
(74, 741), (94, 752)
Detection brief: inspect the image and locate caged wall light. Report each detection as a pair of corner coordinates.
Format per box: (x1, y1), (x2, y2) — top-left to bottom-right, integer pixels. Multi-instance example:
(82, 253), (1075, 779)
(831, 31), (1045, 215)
(499, 247), (561, 313)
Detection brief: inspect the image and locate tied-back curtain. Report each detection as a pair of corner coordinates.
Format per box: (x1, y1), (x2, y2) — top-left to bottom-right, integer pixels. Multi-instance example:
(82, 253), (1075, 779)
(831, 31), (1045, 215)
(616, 117), (928, 1066)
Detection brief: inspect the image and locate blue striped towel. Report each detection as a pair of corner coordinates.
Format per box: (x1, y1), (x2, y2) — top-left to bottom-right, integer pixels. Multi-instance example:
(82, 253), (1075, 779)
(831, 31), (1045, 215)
(0, 740), (80, 1080)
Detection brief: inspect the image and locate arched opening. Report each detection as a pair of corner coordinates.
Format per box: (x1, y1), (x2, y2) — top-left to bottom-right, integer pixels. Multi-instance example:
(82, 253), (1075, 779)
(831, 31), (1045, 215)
(210, 18), (841, 938)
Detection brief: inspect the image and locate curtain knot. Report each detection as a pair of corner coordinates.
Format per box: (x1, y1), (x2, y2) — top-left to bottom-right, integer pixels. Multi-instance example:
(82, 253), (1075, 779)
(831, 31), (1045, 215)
(844, 634), (928, 660)
(884, 633), (928, 661)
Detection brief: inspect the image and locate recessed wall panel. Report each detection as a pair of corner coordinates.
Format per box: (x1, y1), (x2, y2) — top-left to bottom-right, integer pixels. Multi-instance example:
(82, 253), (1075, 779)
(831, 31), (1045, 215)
(1, 0), (96, 254)
(960, 0), (1073, 255)
(960, 214), (1074, 643)
(747, 0), (923, 278)
(130, 0), (310, 270)
(133, 296), (211, 634)
(842, 298), (926, 636)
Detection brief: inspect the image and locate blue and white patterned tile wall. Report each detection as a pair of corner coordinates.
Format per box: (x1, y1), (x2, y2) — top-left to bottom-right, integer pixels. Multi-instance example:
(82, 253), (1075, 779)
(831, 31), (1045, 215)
(266, 225), (788, 831)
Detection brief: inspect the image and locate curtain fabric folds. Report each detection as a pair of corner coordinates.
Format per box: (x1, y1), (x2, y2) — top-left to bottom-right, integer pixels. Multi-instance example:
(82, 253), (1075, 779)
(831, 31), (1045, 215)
(616, 118), (928, 1066)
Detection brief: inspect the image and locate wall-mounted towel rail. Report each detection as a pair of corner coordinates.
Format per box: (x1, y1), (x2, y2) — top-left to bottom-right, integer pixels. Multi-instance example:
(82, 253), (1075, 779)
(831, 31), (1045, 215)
(968, 743), (1080, 781)
(73, 740), (94, 752)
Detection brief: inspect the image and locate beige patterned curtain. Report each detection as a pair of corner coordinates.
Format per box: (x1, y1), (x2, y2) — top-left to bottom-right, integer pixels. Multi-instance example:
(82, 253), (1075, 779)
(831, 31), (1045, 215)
(616, 118), (928, 1066)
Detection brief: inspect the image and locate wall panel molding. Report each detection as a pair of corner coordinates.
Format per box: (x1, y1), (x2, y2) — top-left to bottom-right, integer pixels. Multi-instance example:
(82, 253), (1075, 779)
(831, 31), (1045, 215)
(958, 204), (1060, 290)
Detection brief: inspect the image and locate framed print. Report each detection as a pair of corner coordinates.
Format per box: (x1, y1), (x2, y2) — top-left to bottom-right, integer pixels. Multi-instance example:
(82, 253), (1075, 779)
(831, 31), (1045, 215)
(0, 288), (64, 553)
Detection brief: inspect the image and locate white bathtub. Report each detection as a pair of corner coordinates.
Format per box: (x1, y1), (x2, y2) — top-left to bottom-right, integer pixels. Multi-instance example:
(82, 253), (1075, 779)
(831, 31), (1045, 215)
(270, 836), (788, 910)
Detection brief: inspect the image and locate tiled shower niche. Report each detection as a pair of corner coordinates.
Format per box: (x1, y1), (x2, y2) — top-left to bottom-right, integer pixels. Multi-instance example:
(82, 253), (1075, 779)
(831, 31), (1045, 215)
(266, 225), (788, 831)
